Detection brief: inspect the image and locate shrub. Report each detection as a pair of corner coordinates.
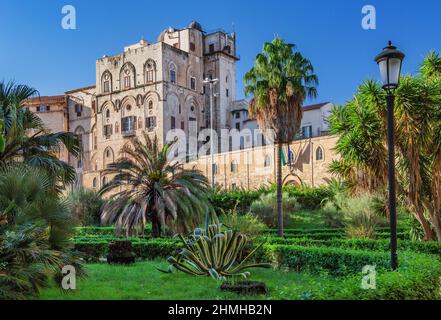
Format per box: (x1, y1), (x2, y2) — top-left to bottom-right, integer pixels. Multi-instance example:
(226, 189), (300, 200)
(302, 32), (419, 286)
(258, 244), (391, 276)
(268, 250), (441, 300)
(107, 240), (135, 264)
(284, 185), (333, 209)
(209, 187), (264, 214)
(321, 202), (344, 228)
(220, 208), (266, 239)
(329, 193), (388, 239)
(67, 188), (105, 226)
(250, 192), (300, 228)
(263, 237), (441, 257)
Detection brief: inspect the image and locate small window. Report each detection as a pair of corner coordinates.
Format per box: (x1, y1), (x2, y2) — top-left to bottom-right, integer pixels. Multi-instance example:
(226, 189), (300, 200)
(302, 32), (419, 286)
(146, 63), (155, 83)
(181, 121), (185, 130)
(226, 89), (229, 97)
(102, 177), (107, 186)
(146, 116), (156, 129)
(178, 104), (181, 114)
(124, 76), (131, 89)
(316, 147), (324, 161)
(302, 126), (312, 139)
(190, 77), (196, 90)
(103, 81), (110, 93)
(212, 163), (218, 175)
(171, 116), (176, 130)
(103, 124), (113, 137)
(209, 43), (215, 53)
(75, 104), (82, 117)
(190, 42), (196, 51)
(92, 101), (96, 113)
(37, 106), (50, 112)
(170, 70), (176, 84)
(235, 123), (240, 131)
(264, 155), (271, 167)
(93, 178), (97, 189)
(231, 160), (238, 173)
(106, 109), (110, 118)
(235, 112), (240, 119)
(122, 116), (135, 134)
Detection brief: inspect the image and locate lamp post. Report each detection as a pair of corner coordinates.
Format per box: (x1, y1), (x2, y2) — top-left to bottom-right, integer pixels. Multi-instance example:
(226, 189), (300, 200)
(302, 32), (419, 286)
(375, 41), (405, 271)
(203, 77), (219, 188)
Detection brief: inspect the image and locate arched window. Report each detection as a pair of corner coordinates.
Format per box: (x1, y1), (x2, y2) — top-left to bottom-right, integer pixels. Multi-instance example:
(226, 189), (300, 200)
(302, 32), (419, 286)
(106, 109), (110, 118)
(120, 63), (136, 90)
(264, 155), (271, 167)
(93, 177), (97, 189)
(101, 71), (112, 93)
(230, 160), (238, 173)
(316, 146), (324, 161)
(169, 63), (177, 84)
(145, 60), (156, 83)
(102, 176), (107, 186)
(103, 147), (114, 168)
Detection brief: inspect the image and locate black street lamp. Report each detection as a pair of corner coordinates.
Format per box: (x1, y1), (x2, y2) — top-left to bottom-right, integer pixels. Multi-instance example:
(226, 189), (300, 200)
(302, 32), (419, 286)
(375, 41), (405, 271)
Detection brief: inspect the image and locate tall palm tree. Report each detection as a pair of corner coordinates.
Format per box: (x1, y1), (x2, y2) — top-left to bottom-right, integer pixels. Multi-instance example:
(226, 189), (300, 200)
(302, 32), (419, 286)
(100, 133), (212, 238)
(0, 81), (79, 190)
(244, 37), (318, 236)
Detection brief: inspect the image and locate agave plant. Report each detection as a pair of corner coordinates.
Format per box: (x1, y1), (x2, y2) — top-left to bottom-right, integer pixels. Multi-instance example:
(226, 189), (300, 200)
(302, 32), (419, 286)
(160, 223), (271, 280)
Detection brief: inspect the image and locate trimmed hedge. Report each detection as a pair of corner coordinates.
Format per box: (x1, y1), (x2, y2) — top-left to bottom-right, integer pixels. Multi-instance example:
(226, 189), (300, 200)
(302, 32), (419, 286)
(264, 231), (410, 240)
(75, 225), (152, 237)
(261, 244), (441, 300)
(257, 244), (391, 276)
(74, 238), (181, 262)
(263, 237), (441, 257)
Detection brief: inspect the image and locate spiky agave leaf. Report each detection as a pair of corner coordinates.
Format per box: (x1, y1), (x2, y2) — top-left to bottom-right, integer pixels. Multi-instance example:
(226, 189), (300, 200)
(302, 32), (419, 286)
(161, 223), (270, 280)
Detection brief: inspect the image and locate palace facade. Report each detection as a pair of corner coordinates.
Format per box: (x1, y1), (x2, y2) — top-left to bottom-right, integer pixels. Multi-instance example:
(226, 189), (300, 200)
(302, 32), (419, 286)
(24, 21), (339, 191)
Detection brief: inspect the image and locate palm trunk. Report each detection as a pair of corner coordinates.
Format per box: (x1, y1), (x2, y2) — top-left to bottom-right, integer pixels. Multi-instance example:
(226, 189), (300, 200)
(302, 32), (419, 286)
(276, 143), (284, 237)
(151, 213), (161, 238)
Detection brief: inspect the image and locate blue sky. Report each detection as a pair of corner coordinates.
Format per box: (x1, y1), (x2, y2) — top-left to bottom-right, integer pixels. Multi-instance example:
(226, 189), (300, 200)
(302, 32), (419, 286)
(1, 0), (440, 105)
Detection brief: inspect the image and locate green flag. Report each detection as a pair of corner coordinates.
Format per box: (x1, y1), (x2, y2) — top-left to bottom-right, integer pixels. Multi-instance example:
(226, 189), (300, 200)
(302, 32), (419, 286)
(281, 146), (287, 166)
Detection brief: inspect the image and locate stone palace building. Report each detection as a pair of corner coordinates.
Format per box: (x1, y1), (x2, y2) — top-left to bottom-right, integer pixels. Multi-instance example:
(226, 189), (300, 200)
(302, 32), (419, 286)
(24, 21), (339, 191)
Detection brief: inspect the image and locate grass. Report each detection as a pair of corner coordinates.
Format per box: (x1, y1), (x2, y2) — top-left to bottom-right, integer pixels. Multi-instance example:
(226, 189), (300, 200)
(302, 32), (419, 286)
(287, 209), (327, 229)
(39, 260), (323, 300)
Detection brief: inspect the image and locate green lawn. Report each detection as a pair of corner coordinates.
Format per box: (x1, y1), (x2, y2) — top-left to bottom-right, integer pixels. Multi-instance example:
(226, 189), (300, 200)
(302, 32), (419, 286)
(287, 209), (327, 229)
(39, 261), (323, 300)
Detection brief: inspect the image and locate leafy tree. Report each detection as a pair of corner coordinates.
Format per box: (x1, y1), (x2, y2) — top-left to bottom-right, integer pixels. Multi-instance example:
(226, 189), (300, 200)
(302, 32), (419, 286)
(0, 165), (85, 299)
(67, 188), (104, 226)
(0, 81), (79, 190)
(329, 52), (441, 241)
(244, 37), (318, 236)
(100, 133), (213, 238)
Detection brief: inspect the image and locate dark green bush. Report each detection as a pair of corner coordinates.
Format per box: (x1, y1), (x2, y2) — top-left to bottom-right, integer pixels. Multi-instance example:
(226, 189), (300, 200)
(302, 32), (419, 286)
(263, 237), (441, 257)
(258, 244), (391, 276)
(284, 185), (333, 209)
(74, 238), (181, 261)
(75, 225), (152, 237)
(209, 188), (263, 214)
(268, 250), (441, 300)
(67, 189), (105, 226)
